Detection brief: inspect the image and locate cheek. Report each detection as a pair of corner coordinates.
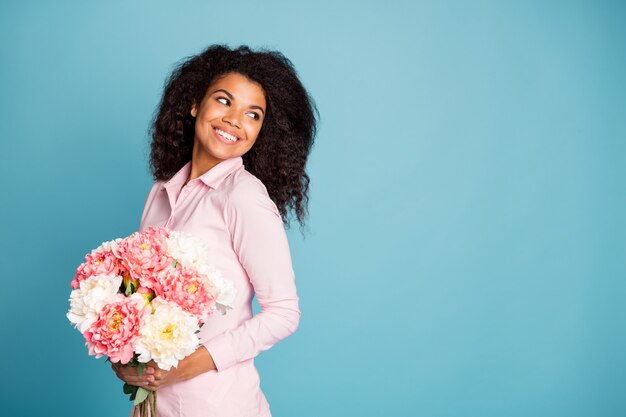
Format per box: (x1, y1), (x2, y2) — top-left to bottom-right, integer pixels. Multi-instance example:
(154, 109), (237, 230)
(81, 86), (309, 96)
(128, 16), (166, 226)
(244, 137), (258, 152)
(246, 124), (263, 143)
(198, 102), (223, 120)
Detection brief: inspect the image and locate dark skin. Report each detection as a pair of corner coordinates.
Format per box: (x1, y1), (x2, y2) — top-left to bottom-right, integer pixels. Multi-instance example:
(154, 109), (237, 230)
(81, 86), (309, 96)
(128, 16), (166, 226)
(111, 346), (216, 391)
(112, 73), (266, 392)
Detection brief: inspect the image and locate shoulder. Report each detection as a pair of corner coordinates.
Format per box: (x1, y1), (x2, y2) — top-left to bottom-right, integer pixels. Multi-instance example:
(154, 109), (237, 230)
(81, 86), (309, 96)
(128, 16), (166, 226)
(142, 179), (167, 205)
(149, 180), (166, 194)
(140, 180), (167, 230)
(222, 168), (281, 220)
(143, 180), (167, 205)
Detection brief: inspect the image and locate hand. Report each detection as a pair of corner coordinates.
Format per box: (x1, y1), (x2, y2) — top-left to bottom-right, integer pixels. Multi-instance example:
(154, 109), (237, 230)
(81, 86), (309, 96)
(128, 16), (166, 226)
(111, 360), (178, 392)
(111, 346), (216, 391)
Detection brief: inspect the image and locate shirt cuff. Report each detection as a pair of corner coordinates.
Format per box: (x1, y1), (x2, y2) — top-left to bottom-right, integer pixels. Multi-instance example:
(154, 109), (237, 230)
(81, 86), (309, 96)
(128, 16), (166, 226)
(203, 333), (236, 372)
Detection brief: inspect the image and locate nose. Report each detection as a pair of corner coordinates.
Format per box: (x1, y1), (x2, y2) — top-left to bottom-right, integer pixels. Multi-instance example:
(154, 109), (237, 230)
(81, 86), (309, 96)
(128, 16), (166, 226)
(222, 109), (241, 128)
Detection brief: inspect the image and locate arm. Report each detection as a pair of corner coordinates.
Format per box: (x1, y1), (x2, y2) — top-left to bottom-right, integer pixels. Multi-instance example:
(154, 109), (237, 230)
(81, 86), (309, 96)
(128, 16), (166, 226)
(111, 346), (215, 391)
(113, 177), (300, 388)
(113, 182), (218, 390)
(203, 177), (301, 372)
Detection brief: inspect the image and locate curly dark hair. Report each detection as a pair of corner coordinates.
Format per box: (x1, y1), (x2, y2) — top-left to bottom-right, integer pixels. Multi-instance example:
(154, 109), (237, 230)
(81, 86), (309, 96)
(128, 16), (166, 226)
(150, 45), (317, 226)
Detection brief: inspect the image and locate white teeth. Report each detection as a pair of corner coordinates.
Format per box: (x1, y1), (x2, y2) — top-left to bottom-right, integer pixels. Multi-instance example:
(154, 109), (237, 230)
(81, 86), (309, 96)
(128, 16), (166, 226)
(216, 128), (238, 142)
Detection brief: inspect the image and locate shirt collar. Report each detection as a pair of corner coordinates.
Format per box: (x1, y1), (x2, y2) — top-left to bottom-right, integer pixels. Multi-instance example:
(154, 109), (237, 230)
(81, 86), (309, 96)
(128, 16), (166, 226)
(197, 157), (243, 189)
(164, 157), (243, 191)
(163, 161), (191, 195)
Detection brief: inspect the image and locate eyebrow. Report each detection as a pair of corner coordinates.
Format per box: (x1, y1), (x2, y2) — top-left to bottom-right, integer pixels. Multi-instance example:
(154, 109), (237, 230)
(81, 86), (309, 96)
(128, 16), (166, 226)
(212, 88), (265, 115)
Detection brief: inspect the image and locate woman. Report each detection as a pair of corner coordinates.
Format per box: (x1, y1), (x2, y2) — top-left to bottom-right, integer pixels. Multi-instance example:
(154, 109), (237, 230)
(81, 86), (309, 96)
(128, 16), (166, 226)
(112, 44), (317, 417)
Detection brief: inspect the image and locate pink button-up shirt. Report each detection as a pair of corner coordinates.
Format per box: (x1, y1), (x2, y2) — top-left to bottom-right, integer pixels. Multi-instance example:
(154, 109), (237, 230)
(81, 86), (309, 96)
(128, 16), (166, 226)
(138, 157), (300, 417)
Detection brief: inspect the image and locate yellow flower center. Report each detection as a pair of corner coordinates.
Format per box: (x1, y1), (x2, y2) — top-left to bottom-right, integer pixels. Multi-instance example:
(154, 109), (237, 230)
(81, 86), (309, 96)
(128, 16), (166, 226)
(140, 243), (150, 250)
(108, 312), (123, 332)
(161, 325), (176, 341)
(187, 283), (197, 294)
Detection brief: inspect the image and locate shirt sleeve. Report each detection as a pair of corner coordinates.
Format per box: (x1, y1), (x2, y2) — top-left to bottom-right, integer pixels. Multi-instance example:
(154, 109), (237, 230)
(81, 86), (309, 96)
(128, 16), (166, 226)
(139, 182), (162, 232)
(202, 177), (301, 371)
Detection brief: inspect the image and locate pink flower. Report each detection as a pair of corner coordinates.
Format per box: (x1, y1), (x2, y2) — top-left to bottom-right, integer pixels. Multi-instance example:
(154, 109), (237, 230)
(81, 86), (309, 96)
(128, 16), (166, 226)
(157, 266), (218, 321)
(72, 251), (124, 289)
(83, 295), (150, 364)
(143, 226), (170, 240)
(117, 229), (172, 290)
(136, 286), (155, 305)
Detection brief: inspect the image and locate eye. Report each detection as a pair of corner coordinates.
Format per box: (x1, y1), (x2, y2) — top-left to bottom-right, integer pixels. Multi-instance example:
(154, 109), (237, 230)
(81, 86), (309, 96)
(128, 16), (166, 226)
(216, 96), (230, 105)
(246, 112), (260, 120)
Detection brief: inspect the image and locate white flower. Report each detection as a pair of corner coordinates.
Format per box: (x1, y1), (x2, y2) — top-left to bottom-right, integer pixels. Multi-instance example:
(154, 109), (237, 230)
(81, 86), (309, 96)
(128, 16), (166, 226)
(67, 274), (123, 333)
(90, 238), (123, 255)
(165, 231), (209, 269)
(197, 264), (237, 312)
(165, 229), (237, 314)
(133, 297), (200, 370)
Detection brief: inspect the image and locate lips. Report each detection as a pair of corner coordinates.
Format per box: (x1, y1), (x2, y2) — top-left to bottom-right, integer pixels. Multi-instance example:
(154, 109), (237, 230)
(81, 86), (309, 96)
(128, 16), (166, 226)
(213, 127), (240, 144)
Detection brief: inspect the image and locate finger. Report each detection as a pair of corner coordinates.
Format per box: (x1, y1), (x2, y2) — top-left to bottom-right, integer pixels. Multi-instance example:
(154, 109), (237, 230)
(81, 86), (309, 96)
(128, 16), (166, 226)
(111, 365), (126, 379)
(139, 378), (157, 392)
(112, 365), (157, 385)
(111, 363), (124, 374)
(118, 366), (144, 379)
(116, 371), (145, 384)
(112, 371), (125, 382)
(114, 368), (134, 378)
(153, 367), (169, 379)
(134, 372), (156, 384)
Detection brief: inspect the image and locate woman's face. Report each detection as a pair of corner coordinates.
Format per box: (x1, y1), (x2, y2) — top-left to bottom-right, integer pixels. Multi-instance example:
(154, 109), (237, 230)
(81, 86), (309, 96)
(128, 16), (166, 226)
(191, 72), (266, 170)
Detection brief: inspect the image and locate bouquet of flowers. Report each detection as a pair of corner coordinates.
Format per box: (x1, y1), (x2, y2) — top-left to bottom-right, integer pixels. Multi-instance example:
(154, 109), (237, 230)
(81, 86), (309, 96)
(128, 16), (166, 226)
(66, 227), (235, 417)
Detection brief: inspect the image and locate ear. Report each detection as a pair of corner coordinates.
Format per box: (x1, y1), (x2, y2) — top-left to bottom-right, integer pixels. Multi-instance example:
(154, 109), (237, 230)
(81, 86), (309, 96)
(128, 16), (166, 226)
(190, 103), (197, 118)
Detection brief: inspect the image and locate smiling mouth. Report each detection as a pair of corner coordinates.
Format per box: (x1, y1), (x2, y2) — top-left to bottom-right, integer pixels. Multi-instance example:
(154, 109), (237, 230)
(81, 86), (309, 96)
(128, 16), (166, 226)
(214, 127), (240, 142)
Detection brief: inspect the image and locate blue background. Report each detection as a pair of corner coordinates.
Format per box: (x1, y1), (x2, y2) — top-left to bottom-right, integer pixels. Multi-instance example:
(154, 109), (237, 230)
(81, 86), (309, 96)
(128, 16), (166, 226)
(1, 1), (624, 416)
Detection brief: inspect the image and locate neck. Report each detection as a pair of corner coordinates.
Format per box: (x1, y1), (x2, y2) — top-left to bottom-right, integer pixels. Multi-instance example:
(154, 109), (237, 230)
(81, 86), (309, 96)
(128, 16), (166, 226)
(189, 144), (222, 181)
